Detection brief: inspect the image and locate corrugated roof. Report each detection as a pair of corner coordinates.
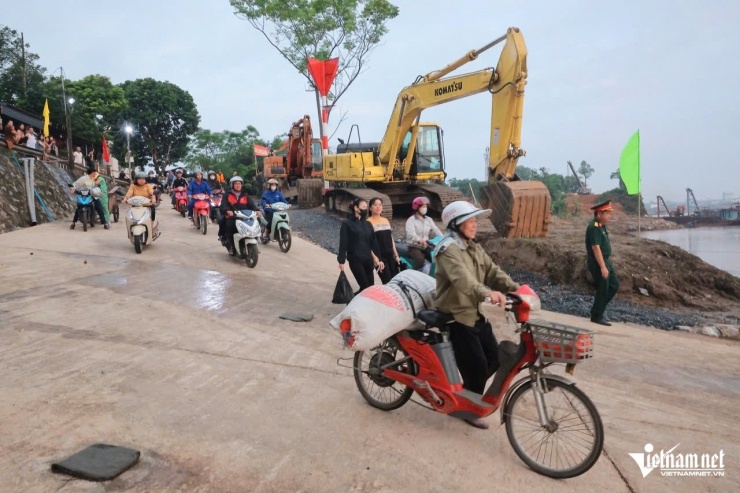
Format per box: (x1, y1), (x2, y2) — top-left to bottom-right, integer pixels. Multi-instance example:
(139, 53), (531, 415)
(0, 102), (44, 130)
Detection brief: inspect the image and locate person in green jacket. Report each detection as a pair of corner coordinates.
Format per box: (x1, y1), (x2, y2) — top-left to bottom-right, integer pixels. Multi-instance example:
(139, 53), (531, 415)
(586, 200), (619, 326)
(434, 201), (520, 430)
(98, 174), (110, 224)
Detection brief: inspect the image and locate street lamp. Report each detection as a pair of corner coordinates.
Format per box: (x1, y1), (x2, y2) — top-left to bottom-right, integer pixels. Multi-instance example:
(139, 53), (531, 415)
(65, 96), (75, 169)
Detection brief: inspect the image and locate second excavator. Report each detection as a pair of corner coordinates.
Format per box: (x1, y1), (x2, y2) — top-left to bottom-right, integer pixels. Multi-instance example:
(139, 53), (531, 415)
(322, 27), (550, 237)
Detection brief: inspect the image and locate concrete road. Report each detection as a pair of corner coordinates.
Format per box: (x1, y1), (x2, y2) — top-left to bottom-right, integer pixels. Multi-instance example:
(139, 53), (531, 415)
(0, 204), (737, 493)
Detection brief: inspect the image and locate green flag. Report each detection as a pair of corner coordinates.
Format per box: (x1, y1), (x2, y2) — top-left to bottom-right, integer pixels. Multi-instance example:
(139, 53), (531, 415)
(619, 130), (640, 195)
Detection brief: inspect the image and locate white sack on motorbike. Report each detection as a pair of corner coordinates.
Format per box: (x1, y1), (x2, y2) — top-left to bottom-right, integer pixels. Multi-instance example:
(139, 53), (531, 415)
(330, 270), (436, 351)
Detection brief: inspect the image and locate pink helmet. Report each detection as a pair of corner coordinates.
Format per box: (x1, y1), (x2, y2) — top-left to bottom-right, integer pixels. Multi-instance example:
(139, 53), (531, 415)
(411, 196), (430, 211)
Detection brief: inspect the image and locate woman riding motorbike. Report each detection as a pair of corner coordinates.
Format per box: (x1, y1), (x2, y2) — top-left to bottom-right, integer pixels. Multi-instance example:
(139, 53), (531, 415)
(405, 196), (442, 273)
(434, 201), (520, 430)
(123, 171), (159, 223)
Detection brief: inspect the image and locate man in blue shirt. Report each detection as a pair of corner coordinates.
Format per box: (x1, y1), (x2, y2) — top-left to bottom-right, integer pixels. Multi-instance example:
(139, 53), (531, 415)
(260, 178), (287, 238)
(187, 171), (212, 219)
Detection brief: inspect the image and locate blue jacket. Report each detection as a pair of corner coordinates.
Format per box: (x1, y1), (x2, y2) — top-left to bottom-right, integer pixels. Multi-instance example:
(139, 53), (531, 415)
(261, 189), (287, 209)
(187, 180), (211, 196)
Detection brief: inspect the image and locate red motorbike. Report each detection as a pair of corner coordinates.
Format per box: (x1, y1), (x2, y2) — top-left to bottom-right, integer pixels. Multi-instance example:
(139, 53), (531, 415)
(173, 186), (188, 217)
(210, 191), (223, 224)
(350, 285), (603, 479)
(191, 193), (211, 235)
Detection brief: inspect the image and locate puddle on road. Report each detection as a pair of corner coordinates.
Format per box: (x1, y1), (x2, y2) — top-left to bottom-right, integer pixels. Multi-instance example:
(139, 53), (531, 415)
(86, 263), (233, 313)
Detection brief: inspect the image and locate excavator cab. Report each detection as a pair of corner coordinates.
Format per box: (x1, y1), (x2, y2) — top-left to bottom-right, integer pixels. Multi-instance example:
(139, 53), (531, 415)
(402, 124), (445, 178)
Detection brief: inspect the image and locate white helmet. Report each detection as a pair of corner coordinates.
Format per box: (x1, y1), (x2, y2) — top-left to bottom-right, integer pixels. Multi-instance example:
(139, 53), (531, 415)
(441, 201), (491, 230)
(230, 175), (243, 185)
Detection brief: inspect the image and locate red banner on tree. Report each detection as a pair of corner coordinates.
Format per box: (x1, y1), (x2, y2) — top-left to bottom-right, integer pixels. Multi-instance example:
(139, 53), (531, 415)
(102, 134), (110, 163)
(307, 57), (339, 96)
(253, 144), (270, 157)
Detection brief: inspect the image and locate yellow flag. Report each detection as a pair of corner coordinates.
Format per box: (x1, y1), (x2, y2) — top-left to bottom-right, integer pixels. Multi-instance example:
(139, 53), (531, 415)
(42, 99), (50, 137)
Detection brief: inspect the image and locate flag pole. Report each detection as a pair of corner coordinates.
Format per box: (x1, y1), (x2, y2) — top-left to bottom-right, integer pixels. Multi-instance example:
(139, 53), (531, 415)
(637, 130), (641, 237)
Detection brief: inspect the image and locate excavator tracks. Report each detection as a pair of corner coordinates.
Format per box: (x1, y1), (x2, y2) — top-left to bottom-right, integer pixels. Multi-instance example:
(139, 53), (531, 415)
(324, 188), (394, 218)
(416, 183), (467, 216)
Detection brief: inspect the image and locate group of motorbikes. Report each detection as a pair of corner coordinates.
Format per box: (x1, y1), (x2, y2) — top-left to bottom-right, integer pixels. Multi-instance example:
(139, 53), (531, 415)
(135, 182), (292, 265)
(69, 179), (291, 265)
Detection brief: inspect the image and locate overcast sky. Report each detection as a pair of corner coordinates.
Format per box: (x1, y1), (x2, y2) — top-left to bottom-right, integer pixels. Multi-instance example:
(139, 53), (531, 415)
(3, 0), (738, 203)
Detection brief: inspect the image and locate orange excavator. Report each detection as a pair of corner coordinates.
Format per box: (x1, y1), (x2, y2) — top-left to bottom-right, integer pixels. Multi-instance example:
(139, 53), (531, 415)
(262, 115), (324, 204)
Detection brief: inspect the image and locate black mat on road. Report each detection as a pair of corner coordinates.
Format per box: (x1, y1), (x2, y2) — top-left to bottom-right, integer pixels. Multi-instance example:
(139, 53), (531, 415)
(51, 443), (140, 481)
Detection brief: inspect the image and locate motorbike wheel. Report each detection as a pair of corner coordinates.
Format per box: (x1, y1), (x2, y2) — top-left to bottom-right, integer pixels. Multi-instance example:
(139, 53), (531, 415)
(278, 229), (291, 253)
(134, 234), (143, 254)
(353, 337), (415, 411)
(180, 204), (186, 217)
(245, 243), (258, 268)
(201, 216), (207, 235)
(112, 204), (119, 223)
(81, 209), (88, 232)
(504, 377), (604, 479)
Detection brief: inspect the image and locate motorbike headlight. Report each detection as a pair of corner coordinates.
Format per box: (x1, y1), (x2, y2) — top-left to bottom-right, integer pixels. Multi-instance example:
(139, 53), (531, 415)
(127, 209), (135, 222)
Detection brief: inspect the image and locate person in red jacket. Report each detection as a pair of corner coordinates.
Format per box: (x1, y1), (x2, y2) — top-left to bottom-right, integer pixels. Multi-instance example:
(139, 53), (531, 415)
(218, 175), (261, 254)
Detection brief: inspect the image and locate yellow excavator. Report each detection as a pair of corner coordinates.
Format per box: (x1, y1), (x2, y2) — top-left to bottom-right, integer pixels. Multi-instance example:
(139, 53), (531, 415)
(322, 27), (550, 237)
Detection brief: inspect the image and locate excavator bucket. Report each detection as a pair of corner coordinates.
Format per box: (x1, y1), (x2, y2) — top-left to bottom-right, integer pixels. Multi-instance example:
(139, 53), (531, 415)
(479, 181), (551, 238)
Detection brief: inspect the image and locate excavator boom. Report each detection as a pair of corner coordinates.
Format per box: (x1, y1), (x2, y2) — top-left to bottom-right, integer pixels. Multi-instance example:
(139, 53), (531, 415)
(324, 27), (551, 237)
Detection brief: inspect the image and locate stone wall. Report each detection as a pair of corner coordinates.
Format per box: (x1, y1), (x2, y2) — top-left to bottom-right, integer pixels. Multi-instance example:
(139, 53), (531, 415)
(0, 148), (77, 233)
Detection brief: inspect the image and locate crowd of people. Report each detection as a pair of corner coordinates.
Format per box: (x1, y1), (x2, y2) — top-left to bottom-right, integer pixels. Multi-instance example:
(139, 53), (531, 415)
(3, 119), (59, 158)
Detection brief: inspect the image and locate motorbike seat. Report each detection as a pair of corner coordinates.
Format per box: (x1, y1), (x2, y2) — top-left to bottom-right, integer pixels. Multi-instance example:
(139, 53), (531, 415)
(417, 310), (454, 328)
(395, 242), (410, 258)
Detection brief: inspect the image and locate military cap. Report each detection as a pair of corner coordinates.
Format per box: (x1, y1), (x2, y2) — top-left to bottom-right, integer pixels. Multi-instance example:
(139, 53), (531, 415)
(591, 200), (613, 213)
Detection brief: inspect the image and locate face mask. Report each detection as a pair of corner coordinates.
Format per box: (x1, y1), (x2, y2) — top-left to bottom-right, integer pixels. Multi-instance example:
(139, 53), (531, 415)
(418, 206), (428, 216)
(270, 185), (277, 191)
(359, 209), (368, 219)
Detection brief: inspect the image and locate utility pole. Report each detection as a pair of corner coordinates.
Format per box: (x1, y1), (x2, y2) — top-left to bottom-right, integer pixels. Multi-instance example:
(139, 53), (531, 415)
(20, 33), (27, 96)
(60, 68), (74, 169)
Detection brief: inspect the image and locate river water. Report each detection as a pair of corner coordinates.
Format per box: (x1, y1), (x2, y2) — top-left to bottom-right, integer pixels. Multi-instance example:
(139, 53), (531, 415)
(642, 226), (740, 277)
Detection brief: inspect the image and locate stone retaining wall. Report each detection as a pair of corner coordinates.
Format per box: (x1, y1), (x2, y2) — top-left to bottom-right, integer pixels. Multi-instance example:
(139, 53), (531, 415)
(0, 148), (76, 233)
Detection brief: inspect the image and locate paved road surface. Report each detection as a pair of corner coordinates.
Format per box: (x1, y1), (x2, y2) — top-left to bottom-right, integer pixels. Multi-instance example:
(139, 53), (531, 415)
(1, 204), (737, 492)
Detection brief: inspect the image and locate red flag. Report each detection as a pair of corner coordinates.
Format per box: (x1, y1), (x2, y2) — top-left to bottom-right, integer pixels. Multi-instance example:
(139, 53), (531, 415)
(102, 134), (110, 163)
(253, 144), (270, 157)
(307, 57), (339, 96)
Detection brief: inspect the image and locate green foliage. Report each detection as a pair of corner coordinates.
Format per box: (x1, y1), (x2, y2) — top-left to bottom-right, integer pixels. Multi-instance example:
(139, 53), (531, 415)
(447, 177), (483, 202)
(230, 0), (399, 130)
(452, 165), (582, 217)
(65, 75), (128, 142)
(610, 169), (626, 190)
(0, 25), (47, 113)
(184, 126), (267, 179)
(598, 188), (647, 216)
(577, 160), (594, 186)
(119, 78), (200, 172)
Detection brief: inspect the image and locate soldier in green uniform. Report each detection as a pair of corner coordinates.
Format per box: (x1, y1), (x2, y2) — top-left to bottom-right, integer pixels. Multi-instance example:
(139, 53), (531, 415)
(585, 200), (619, 326)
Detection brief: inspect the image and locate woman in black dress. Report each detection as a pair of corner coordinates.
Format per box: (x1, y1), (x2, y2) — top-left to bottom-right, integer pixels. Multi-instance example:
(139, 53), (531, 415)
(367, 197), (400, 284)
(337, 198), (385, 293)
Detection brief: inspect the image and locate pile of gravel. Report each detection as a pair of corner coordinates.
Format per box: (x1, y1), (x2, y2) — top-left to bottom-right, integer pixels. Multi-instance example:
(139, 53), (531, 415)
(502, 267), (705, 330)
(289, 208), (712, 330)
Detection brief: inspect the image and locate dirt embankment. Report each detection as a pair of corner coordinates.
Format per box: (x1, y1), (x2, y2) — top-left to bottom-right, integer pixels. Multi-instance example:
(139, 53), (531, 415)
(481, 210), (740, 314)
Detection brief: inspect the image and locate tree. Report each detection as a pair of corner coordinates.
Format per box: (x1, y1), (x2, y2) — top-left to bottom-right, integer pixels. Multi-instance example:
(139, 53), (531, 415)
(577, 160), (594, 186)
(0, 26), (47, 112)
(119, 78), (200, 172)
(65, 75), (128, 143)
(230, 0), (399, 143)
(184, 126), (266, 179)
(610, 169), (626, 191)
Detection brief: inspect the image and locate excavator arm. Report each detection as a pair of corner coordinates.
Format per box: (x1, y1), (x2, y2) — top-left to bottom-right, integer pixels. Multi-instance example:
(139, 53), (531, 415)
(378, 28), (528, 182)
